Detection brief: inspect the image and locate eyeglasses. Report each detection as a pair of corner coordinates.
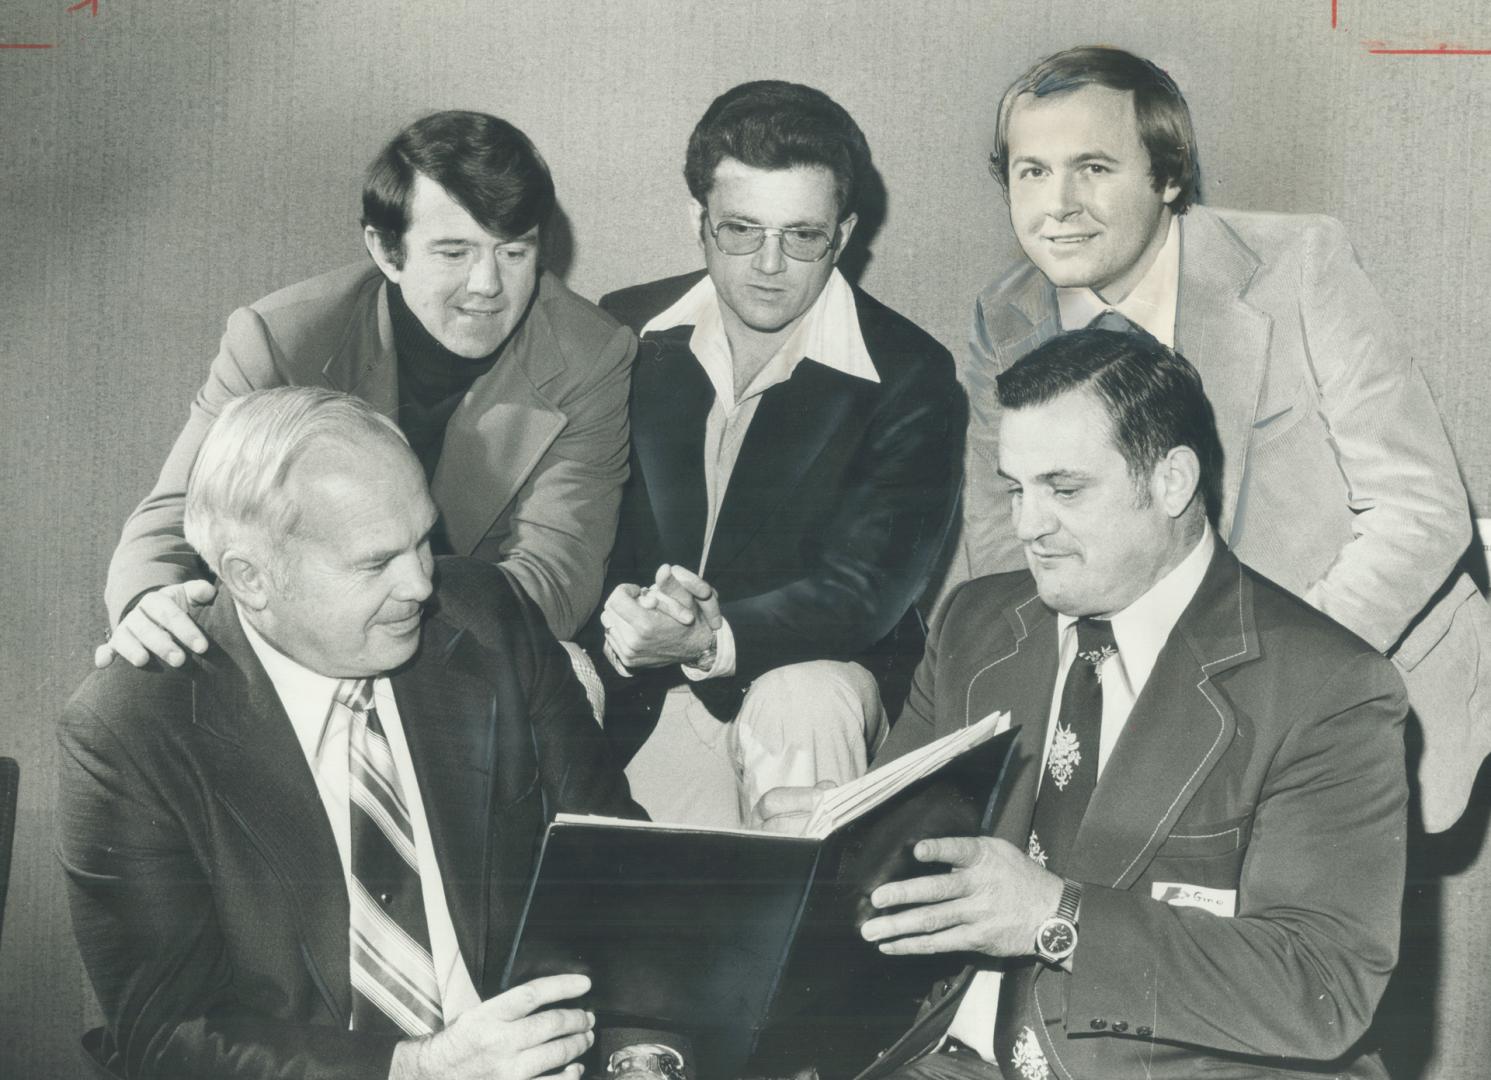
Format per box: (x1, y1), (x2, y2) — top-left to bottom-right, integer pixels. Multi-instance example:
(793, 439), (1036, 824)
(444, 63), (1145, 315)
(703, 213), (838, 262)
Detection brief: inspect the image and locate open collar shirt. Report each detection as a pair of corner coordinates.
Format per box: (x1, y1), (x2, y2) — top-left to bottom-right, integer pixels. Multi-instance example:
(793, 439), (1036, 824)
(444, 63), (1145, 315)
(1056, 214), (1180, 346)
(639, 268), (879, 679)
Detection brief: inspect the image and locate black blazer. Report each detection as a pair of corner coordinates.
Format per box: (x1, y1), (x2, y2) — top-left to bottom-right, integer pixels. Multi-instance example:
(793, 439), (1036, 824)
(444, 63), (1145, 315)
(590, 271), (965, 759)
(59, 557), (641, 1080)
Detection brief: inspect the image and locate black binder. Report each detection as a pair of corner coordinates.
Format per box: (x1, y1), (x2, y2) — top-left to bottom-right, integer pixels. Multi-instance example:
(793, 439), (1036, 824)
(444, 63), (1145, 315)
(501, 724), (1018, 1079)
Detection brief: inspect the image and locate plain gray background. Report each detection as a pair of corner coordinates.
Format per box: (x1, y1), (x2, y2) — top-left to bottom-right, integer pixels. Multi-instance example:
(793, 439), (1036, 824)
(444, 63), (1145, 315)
(2, 1), (1488, 1076)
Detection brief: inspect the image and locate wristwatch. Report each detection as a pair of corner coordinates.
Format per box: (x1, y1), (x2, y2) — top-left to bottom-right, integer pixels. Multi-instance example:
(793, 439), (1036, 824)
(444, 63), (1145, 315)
(690, 629), (718, 671)
(1034, 878), (1083, 965)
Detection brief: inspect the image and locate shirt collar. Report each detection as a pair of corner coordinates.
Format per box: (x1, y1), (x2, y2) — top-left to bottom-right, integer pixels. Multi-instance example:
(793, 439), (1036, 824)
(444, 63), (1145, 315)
(1056, 525), (1214, 696)
(1056, 214), (1180, 347)
(237, 605), (344, 766)
(641, 268), (879, 405)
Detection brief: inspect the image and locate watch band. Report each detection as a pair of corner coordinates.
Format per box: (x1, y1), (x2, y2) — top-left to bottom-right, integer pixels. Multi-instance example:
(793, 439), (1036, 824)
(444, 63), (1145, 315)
(1056, 877), (1083, 923)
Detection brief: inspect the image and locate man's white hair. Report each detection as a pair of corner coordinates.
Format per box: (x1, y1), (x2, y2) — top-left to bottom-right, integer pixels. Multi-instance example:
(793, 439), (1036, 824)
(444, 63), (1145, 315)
(183, 387), (408, 578)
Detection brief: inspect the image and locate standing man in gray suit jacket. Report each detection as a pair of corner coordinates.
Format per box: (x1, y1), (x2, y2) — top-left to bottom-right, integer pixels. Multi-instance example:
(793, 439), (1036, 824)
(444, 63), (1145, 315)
(946, 45), (1489, 832)
(98, 110), (635, 666)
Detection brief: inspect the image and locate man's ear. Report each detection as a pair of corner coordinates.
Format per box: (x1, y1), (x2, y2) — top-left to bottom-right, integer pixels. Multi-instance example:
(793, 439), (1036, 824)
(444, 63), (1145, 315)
(363, 226), (404, 284)
(1154, 445), (1202, 518)
(830, 212), (859, 265)
(688, 200), (708, 251)
(218, 548), (275, 613)
(1160, 178), (1183, 209)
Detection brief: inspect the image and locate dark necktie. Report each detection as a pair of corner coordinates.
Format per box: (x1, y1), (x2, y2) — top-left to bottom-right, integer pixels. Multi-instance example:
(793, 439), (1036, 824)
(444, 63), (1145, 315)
(992, 618), (1118, 1078)
(341, 679), (444, 1036)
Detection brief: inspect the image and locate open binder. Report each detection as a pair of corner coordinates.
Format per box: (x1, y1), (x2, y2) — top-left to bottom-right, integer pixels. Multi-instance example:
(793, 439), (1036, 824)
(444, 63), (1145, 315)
(501, 714), (1018, 1079)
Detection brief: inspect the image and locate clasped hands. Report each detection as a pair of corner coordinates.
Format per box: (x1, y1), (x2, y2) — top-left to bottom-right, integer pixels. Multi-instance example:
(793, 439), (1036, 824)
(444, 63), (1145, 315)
(757, 787), (1064, 960)
(600, 564), (722, 671)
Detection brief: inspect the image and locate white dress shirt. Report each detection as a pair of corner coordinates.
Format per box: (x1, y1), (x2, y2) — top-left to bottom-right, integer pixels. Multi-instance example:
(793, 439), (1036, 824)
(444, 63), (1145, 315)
(635, 268), (880, 681)
(1056, 214), (1180, 346)
(239, 611), (482, 1023)
(946, 527), (1215, 1059)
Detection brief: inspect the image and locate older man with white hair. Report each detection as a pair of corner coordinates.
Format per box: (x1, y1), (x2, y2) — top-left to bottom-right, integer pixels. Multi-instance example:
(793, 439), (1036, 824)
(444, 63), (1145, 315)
(60, 386), (640, 1080)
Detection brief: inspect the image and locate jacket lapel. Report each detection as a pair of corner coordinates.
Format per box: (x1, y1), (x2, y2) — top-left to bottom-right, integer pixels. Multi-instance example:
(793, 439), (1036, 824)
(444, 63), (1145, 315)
(191, 599), (353, 1024)
(1173, 208), (1273, 544)
(705, 360), (864, 571)
(966, 591), (1062, 848)
(434, 283), (567, 555)
(394, 617), (505, 985)
(631, 327), (713, 565)
(321, 275), (399, 414)
(1069, 545), (1259, 889)
(989, 270), (1062, 372)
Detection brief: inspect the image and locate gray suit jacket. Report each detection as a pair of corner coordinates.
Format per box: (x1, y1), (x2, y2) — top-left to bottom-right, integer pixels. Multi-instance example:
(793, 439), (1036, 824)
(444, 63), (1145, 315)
(946, 205), (1489, 830)
(105, 263), (636, 640)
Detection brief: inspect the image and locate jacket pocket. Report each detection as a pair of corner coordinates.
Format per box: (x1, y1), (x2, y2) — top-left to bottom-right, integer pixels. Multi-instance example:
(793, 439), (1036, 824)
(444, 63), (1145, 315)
(1154, 812), (1253, 858)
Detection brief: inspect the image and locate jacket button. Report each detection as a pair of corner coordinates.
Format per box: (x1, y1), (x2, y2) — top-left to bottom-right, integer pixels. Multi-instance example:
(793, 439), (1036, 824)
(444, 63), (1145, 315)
(1112, 1020), (1128, 1033)
(1136, 1026), (1153, 1038)
(1089, 1019), (1107, 1030)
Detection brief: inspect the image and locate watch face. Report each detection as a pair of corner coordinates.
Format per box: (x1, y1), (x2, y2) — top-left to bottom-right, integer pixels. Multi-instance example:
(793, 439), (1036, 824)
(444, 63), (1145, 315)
(1038, 919), (1076, 958)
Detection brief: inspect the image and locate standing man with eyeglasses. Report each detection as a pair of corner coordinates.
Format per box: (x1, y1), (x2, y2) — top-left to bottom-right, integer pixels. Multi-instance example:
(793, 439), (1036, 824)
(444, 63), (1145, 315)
(584, 80), (964, 827)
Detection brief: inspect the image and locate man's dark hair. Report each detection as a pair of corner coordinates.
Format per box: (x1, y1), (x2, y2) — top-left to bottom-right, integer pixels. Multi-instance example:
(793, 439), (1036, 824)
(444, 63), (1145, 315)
(361, 110), (556, 266)
(684, 80), (871, 222)
(989, 46), (1199, 215)
(996, 328), (1223, 525)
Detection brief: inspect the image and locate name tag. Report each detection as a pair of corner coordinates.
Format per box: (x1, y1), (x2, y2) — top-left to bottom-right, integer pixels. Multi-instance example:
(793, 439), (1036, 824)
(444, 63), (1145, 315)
(1151, 881), (1237, 917)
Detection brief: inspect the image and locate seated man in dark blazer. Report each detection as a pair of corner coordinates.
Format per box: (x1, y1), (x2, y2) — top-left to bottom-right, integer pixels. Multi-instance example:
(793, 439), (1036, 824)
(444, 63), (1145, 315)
(590, 81), (965, 826)
(98, 109), (635, 668)
(768, 329), (1408, 1079)
(60, 387), (642, 1080)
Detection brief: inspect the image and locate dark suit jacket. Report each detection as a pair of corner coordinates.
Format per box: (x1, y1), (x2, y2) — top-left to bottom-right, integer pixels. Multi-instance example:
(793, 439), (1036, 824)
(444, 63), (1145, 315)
(864, 544), (1408, 1080)
(60, 558), (641, 1080)
(591, 271), (965, 757)
(948, 206), (1488, 831)
(105, 265), (636, 640)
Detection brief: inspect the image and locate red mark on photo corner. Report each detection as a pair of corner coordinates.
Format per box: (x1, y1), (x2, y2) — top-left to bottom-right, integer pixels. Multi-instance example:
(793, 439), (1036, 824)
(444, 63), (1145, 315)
(1338, 5), (1491, 55)
(3, 0), (100, 52)
(1369, 46), (1491, 55)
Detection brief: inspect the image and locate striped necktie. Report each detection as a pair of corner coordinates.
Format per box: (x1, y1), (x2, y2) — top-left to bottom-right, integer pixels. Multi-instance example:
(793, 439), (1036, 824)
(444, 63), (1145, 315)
(339, 678), (444, 1036)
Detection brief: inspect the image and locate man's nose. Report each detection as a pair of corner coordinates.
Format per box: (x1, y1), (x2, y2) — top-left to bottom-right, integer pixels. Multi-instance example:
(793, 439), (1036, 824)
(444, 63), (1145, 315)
(393, 546), (435, 604)
(466, 251), (503, 296)
(1013, 493), (1056, 542)
(751, 232), (787, 275)
(1047, 172), (1081, 221)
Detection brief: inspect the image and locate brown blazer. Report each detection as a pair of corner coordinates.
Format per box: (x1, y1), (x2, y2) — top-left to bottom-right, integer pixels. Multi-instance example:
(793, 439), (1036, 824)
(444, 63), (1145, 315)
(865, 544), (1408, 1080)
(104, 263), (636, 640)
